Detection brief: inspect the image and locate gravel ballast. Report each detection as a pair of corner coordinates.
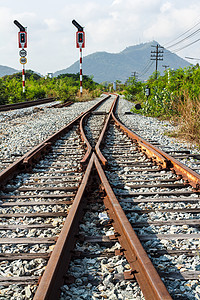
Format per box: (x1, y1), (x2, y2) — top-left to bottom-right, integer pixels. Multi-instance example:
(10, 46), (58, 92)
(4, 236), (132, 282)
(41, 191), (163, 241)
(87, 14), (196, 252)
(117, 97), (200, 173)
(0, 98), (100, 171)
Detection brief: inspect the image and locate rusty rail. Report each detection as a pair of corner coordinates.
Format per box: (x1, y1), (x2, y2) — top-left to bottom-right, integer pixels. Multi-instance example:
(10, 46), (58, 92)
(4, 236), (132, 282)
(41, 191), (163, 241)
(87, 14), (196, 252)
(0, 94), (110, 186)
(94, 155), (172, 299)
(33, 154), (95, 300)
(79, 94), (111, 166)
(33, 93), (200, 299)
(1, 93), (184, 299)
(0, 97), (56, 112)
(0, 113), (83, 186)
(93, 95), (172, 299)
(94, 94), (118, 165)
(112, 98), (200, 190)
(95, 94), (169, 169)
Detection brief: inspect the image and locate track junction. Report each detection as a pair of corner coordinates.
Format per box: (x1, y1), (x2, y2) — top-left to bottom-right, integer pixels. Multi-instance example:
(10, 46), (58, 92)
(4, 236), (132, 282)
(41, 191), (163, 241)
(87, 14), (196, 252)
(0, 94), (200, 299)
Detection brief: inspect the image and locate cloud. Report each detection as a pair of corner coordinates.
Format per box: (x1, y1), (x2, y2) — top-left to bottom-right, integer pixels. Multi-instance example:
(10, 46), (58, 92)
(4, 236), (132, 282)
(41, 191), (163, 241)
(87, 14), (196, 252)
(1, 0), (200, 75)
(44, 18), (62, 32)
(160, 2), (173, 13)
(144, 2), (200, 44)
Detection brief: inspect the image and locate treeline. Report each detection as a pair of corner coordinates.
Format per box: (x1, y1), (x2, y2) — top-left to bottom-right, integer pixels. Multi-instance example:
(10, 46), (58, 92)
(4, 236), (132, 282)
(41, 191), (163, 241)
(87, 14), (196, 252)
(123, 64), (200, 144)
(0, 71), (101, 105)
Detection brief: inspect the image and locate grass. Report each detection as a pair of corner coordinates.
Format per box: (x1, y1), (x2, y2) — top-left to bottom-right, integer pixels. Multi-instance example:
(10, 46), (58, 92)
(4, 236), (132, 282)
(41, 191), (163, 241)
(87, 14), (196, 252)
(169, 94), (200, 146)
(76, 89), (102, 102)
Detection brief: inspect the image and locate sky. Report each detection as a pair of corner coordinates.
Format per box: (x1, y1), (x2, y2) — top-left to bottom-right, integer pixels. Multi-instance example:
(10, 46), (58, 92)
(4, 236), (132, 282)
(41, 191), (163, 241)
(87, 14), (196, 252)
(1, 0), (200, 76)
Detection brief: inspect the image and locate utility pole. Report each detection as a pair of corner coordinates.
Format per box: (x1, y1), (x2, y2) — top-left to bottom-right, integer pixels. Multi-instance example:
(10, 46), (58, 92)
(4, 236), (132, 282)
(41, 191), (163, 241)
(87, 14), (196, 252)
(162, 65), (169, 71)
(131, 71), (138, 81)
(162, 65), (170, 83)
(151, 44), (164, 79)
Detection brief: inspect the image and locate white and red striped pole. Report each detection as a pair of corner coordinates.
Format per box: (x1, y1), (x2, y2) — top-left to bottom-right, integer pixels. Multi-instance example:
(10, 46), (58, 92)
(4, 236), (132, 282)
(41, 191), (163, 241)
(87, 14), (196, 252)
(80, 46), (83, 95)
(14, 21), (27, 96)
(22, 64), (25, 93)
(72, 20), (85, 97)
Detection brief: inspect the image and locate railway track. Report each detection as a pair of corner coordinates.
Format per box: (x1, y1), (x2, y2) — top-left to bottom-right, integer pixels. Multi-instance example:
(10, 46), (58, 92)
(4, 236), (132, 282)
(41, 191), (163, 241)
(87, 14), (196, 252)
(0, 97), (57, 112)
(0, 93), (200, 299)
(0, 97), (98, 173)
(117, 98), (200, 175)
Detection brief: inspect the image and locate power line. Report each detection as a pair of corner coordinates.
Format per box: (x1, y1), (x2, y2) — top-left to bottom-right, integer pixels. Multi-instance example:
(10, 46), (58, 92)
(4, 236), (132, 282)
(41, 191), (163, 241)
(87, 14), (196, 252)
(167, 28), (200, 50)
(140, 60), (153, 74)
(185, 56), (200, 60)
(163, 18), (200, 48)
(171, 37), (200, 53)
(139, 61), (154, 77)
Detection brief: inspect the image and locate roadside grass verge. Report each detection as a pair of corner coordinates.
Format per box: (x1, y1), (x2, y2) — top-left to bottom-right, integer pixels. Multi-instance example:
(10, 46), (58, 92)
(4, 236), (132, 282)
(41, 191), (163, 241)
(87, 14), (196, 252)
(167, 94), (200, 146)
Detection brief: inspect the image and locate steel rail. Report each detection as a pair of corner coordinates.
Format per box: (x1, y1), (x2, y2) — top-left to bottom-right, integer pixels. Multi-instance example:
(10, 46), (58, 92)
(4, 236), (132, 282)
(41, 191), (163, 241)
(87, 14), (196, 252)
(33, 94), (112, 298)
(79, 94), (111, 165)
(95, 94), (169, 169)
(94, 155), (172, 300)
(112, 98), (200, 190)
(111, 115), (169, 169)
(0, 94), (109, 186)
(0, 97), (56, 112)
(93, 95), (172, 299)
(0, 94), (111, 298)
(0, 113), (83, 186)
(80, 114), (92, 166)
(33, 153), (95, 300)
(79, 94), (111, 166)
(95, 94), (118, 165)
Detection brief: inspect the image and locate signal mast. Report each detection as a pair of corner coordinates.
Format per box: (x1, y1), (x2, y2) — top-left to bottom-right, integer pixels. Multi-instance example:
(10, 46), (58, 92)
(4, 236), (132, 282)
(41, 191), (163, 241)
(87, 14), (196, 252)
(72, 20), (85, 96)
(14, 20), (28, 95)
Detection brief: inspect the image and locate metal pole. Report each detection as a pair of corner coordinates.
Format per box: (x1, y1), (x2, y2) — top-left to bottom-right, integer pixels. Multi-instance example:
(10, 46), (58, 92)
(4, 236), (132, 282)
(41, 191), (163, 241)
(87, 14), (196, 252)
(22, 63), (25, 94)
(80, 46), (82, 96)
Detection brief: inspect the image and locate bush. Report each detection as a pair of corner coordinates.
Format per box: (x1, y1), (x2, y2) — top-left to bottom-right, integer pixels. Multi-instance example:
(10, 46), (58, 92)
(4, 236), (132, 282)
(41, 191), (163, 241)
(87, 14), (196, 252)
(0, 72), (101, 104)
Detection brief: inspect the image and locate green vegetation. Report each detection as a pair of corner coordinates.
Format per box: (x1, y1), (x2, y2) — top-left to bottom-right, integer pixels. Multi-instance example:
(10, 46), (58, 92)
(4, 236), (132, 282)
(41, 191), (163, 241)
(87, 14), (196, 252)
(123, 65), (200, 145)
(1, 65), (200, 145)
(0, 70), (102, 105)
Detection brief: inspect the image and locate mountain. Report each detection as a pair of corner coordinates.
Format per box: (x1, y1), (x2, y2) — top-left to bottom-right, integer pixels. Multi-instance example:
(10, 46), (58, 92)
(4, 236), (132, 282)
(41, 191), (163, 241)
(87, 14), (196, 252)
(54, 41), (191, 83)
(0, 65), (19, 77)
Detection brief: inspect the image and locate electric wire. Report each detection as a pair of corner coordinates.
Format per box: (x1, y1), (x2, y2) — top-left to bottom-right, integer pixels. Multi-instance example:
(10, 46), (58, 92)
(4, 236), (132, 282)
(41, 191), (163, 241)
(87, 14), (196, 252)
(171, 37), (200, 53)
(166, 28), (200, 50)
(163, 17), (200, 48)
(139, 61), (154, 77)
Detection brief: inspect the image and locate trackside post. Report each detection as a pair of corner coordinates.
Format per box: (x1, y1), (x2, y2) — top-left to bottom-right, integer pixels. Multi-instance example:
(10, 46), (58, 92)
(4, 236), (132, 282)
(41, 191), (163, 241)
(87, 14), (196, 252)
(14, 20), (27, 95)
(72, 20), (85, 96)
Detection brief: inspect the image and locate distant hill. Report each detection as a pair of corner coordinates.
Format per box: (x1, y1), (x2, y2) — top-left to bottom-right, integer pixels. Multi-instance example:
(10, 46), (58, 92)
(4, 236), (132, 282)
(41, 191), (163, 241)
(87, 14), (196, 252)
(54, 41), (191, 83)
(0, 65), (18, 77)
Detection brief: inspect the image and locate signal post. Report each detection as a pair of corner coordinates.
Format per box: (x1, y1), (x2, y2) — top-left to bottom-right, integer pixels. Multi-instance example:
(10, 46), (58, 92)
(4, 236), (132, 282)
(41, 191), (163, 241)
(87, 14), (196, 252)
(72, 20), (85, 96)
(14, 20), (27, 95)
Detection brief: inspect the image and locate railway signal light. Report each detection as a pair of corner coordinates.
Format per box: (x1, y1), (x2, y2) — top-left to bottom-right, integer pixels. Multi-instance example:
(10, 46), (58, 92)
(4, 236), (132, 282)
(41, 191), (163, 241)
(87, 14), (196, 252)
(78, 32), (83, 43)
(14, 20), (27, 48)
(14, 20), (28, 94)
(76, 31), (85, 48)
(72, 20), (85, 96)
(19, 31), (27, 48)
(20, 32), (25, 43)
